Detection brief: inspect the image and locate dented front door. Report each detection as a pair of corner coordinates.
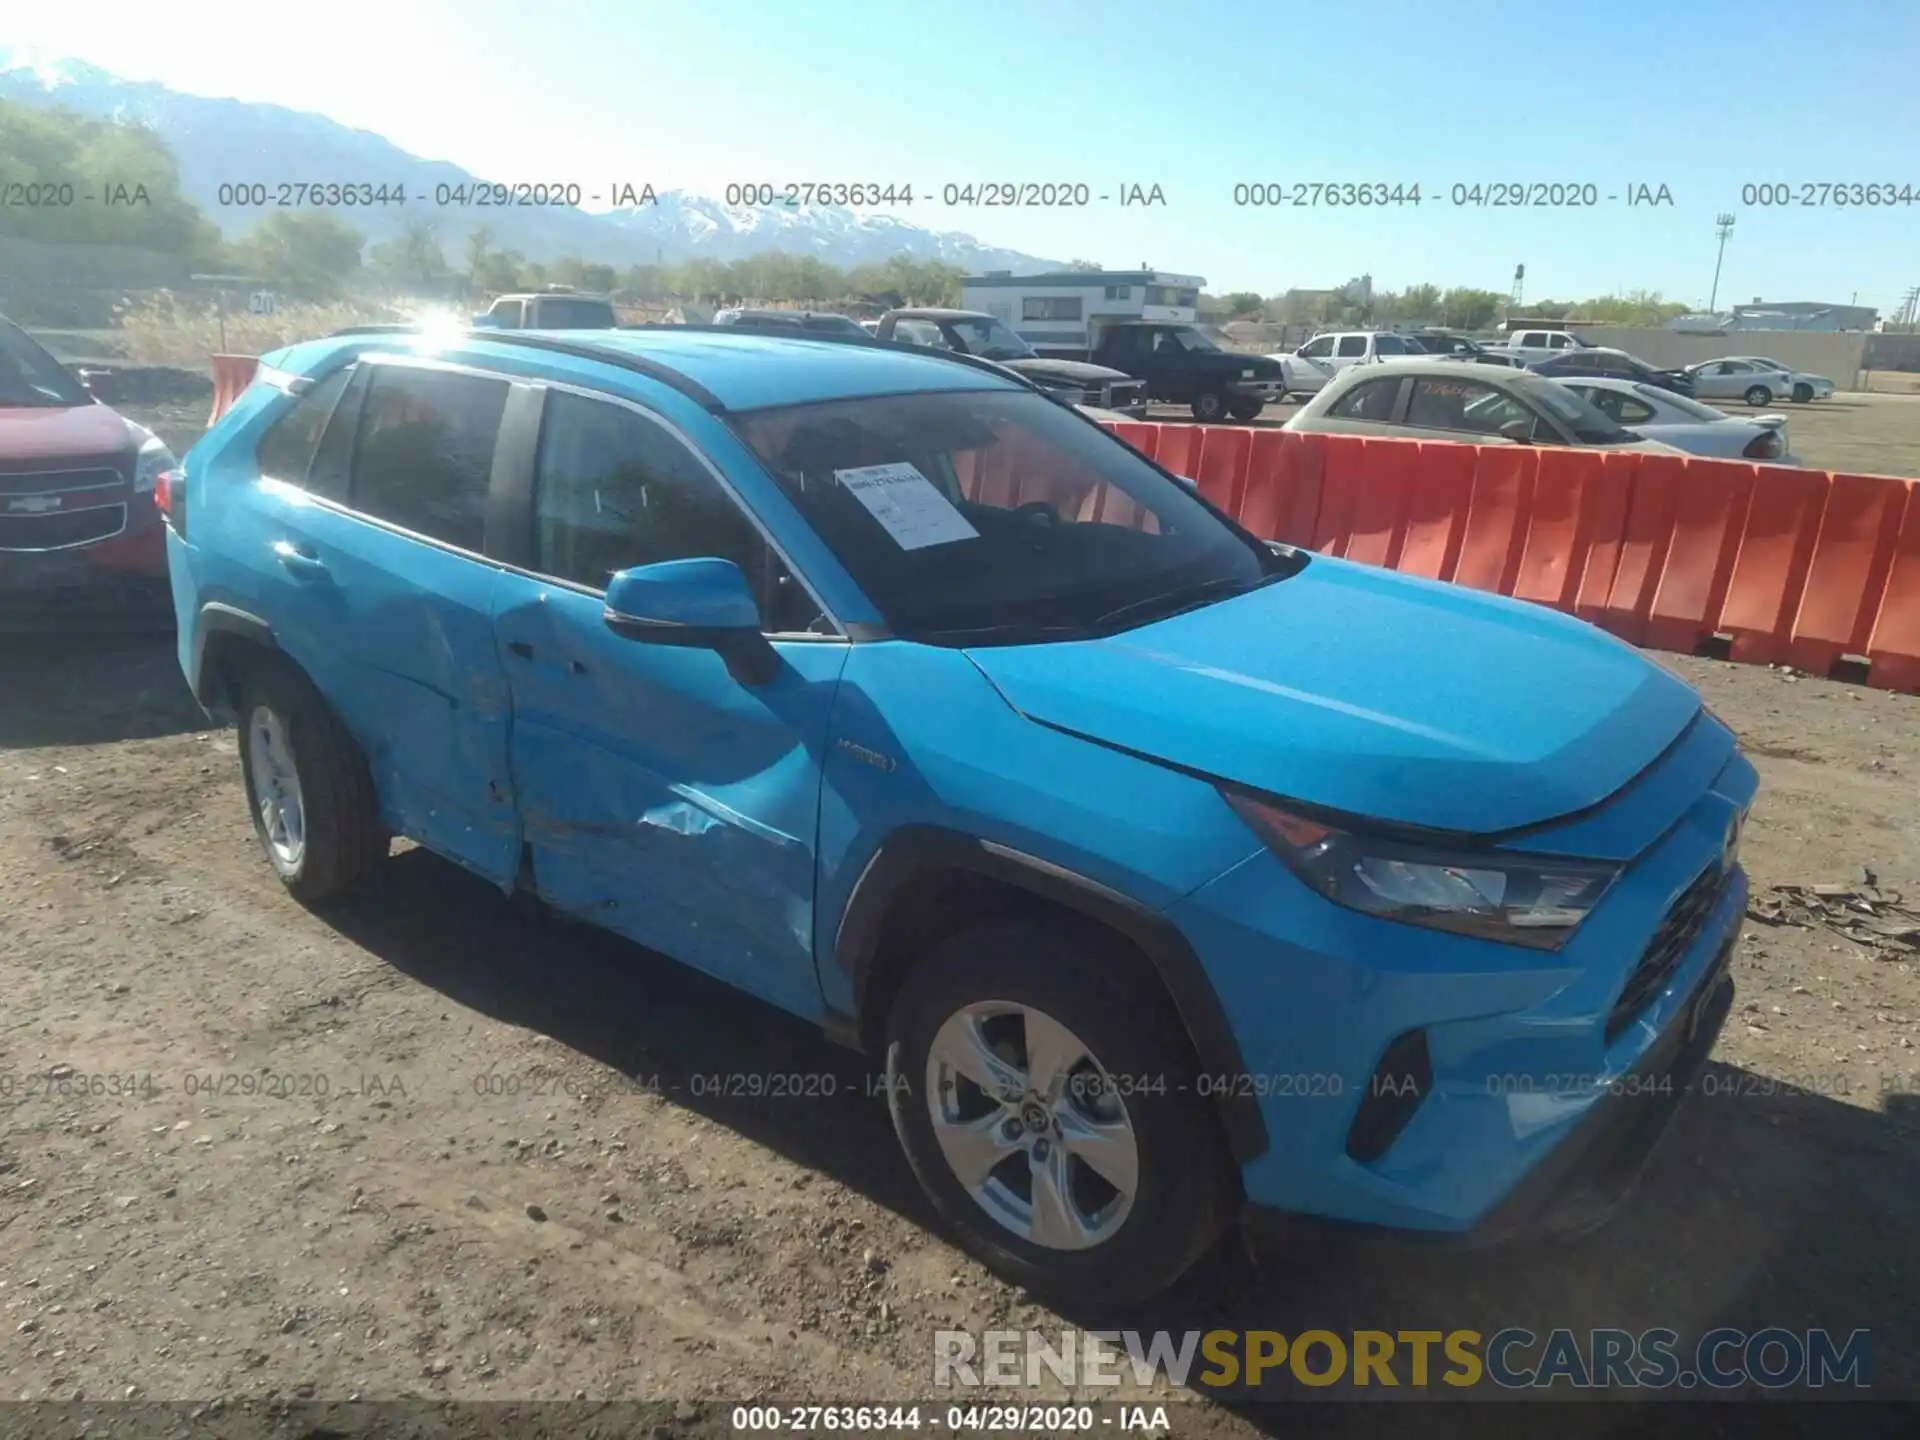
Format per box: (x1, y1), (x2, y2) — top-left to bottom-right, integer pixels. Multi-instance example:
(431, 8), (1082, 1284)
(491, 570), (844, 1022)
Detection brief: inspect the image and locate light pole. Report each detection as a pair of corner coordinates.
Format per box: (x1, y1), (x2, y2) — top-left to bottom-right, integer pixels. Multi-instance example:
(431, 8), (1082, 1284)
(1709, 214), (1735, 312)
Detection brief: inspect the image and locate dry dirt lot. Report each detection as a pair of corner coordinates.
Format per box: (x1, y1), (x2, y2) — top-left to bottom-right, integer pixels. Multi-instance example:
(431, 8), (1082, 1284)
(1, 626), (1917, 1435)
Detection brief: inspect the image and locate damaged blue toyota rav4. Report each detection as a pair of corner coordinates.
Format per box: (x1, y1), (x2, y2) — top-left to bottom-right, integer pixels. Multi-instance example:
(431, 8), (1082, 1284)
(165, 325), (1753, 1302)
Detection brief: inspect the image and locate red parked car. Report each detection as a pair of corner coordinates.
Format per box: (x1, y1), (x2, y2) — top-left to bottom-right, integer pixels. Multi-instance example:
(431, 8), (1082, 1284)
(0, 315), (178, 629)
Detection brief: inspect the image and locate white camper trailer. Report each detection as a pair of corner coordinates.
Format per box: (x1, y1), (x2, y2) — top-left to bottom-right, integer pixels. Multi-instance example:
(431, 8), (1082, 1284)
(960, 269), (1205, 359)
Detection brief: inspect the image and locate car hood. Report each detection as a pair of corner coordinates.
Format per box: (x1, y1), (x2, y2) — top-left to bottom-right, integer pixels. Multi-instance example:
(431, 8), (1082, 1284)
(964, 557), (1702, 836)
(0, 400), (133, 461)
(1002, 357), (1139, 386)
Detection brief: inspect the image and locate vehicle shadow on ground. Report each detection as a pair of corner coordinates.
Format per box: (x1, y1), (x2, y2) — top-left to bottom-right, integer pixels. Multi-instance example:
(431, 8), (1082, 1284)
(323, 847), (1920, 1429)
(0, 633), (208, 750)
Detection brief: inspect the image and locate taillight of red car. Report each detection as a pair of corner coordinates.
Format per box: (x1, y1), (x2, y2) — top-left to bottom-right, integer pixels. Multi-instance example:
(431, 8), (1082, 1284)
(1743, 429), (1785, 461)
(155, 468), (186, 536)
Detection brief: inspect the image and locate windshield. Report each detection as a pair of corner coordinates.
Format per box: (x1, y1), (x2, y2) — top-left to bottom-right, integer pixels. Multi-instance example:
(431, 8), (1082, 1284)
(947, 317), (1034, 361)
(0, 321), (93, 408)
(1637, 384), (1726, 421)
(1518, 374), (1635, 443)
(730, 390), (1278, 643)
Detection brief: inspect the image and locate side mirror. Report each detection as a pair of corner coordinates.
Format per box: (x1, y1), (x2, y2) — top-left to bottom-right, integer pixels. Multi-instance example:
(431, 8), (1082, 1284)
(1499, 418), (1535, 443)
(603, 557), (779, 687)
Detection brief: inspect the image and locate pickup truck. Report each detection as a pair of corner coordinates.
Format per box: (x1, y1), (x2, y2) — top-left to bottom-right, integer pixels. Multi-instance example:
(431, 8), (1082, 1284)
(873, 308), (1148, 418)
(471, 292), (620, 329)
(1268, 329), (1433, 397)
(1497, 328), (1595, 364)
(1068, 319), (1286, 422)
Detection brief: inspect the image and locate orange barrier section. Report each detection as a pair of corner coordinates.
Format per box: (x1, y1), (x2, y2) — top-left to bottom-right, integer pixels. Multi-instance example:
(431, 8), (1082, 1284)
(207, 354), (261, 427)
(1095, 419), (1920, 692)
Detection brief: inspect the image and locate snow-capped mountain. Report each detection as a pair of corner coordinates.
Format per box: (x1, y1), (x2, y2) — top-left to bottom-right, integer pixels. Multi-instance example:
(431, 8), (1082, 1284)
(0, 47), (1060, 273)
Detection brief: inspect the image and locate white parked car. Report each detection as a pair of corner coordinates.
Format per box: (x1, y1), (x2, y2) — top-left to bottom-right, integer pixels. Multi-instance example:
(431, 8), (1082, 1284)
(1551, 377), (1797, 463)
(1268, 330), (1428, 397)
(1681, 357), (1799, 407)
(1719, 356), (1835, 403)
(1283, 361), (1683, 453)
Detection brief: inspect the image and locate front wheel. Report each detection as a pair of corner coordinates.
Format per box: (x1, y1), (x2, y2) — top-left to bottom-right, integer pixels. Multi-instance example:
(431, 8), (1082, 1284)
(884, 918), (1234, 1304)
(1190, 389), (1227, 423)
(1792, 383), (1813, 404)
(1744, 385), (1773, 406)
(1228, 397), (1266, 422)
(237, 661), (389, 903)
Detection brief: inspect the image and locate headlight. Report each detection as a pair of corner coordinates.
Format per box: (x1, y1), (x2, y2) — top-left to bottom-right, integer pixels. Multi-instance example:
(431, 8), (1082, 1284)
(132, 430), (178, 495)
(1221, 789), (1620, 951)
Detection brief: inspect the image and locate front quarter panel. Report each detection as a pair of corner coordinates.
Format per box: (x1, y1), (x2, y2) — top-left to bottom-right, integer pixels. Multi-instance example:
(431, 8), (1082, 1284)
(812, 641), (1264, 1017)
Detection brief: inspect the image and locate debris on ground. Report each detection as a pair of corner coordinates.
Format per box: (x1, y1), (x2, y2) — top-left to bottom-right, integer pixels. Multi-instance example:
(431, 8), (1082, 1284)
(1747, 867), (1920, 953)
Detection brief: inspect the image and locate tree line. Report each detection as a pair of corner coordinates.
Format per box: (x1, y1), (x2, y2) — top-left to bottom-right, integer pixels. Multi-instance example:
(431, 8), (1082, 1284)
(3, 97), (1690, 325)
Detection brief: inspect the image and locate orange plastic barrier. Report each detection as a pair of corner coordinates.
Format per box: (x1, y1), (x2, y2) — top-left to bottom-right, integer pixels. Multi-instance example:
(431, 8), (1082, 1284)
(1093, 418), (1920, 692)
(207, 354), (260, 427)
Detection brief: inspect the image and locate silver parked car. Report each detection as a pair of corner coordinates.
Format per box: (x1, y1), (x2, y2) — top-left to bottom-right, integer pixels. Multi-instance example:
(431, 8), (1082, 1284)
(1681, 357), (1799, 407)
(1719, 356), (1835, 403)
(1552, 377), (1797, 463)
(1283, 361), (1683, 453)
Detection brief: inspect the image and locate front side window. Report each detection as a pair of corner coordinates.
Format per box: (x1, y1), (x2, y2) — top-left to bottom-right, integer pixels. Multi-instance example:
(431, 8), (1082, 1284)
(1373, 334), (1410, 355)
(348, 364), (508, 552)
(1335, 335), (1367, 358)
(491, 300), (525, 327)
(255, 365), (354, 485)
(729, 390), (1278, 643)
(893, 319), (950, 349)
(537, 299), (617, 328)
(532, 391), (818, 632)
(1300, 337), (1335, 359)
(948, 317), (1033, 361)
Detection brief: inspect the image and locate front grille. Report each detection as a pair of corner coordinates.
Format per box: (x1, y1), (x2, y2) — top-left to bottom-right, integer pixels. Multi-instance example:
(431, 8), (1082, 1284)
(1606, 864), (1728, 1042)
(0, 465), (125, 497)
(1105, 383), (1146, 408)
(0, 504), (129, 552)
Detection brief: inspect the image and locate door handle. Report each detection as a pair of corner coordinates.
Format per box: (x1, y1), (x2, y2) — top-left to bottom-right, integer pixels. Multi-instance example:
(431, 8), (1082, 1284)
(272, 540), (328, 579)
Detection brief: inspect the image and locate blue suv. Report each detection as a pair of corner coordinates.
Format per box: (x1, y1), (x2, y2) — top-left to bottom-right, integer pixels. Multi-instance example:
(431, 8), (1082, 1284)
(165, 325), (1754, 1302)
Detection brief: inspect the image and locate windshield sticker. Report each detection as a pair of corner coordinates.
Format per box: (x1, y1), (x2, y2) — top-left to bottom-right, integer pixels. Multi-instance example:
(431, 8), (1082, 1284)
(833, 462), (980, 551)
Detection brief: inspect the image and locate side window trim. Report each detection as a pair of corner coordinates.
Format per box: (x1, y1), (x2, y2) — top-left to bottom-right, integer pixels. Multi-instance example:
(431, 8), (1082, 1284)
(520, 379), (846, 640)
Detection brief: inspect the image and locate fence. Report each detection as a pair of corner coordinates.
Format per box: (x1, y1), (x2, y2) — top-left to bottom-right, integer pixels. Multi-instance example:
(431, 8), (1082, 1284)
(1088, 423), (1919, 693)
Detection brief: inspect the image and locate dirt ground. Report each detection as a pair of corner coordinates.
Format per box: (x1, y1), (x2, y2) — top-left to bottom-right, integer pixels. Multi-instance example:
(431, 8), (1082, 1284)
(0, 616), (1916, 1432)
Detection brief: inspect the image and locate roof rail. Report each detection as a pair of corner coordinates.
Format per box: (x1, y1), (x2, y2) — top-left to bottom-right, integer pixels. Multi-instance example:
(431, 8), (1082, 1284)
(323, 325), (727, 412)
(618, 322), (1045, 395)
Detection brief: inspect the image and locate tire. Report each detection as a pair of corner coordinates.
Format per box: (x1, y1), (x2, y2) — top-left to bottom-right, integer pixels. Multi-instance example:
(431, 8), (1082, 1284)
(237, 659), (389, 904)
(1792, 383), (1813, 404)
(1228, 397), (1266, 422)
(884, 916), (1234, 1304)
(1190, 389), (1227, 423)
(1744, 385), (1773, 407)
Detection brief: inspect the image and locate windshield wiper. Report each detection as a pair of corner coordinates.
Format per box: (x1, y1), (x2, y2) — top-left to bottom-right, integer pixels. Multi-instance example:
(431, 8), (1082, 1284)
(1089, 574), (1268, 631)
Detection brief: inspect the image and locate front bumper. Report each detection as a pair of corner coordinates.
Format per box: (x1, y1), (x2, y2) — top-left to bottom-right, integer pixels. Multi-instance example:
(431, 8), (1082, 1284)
(1227, 379), (1287, 400)
(0, 514), (171, 631)
(1166, 725), (1756, 1239)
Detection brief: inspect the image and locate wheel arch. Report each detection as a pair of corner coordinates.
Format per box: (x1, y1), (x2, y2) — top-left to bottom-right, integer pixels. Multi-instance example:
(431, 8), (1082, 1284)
(192, 603), (281, 712)
(831, 825), (1269, 1165)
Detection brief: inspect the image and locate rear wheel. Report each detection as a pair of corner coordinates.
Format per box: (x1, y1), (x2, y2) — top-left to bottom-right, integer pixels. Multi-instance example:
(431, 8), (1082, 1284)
(237, 661), (388, 903)
(1228, 397), (1266, 422)
(884, 917), (1233, 1304)
(1744, 384), (1773, 406)
(1190, 389), (1227, 423)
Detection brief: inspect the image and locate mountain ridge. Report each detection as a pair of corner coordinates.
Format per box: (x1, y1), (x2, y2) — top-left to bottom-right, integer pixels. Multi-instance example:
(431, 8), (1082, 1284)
(0, 47), (1062, 274)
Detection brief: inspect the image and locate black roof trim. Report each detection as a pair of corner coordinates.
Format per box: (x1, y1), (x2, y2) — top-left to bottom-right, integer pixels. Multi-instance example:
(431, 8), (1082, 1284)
(325, 326), (728, 412)
(618, 322), (1047, 395)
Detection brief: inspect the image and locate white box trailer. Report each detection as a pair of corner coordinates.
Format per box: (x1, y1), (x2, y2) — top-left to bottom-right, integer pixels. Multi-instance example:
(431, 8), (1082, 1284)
(960, 269), (1204, 359)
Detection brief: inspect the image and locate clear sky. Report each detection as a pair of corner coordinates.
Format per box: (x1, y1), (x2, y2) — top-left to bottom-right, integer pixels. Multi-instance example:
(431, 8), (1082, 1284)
(10, 0), (1920, 313)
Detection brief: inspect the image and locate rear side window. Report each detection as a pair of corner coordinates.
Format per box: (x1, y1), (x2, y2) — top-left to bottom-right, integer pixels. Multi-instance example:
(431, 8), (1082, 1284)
(349, 364), (508, 552)
(255, 366), (353, 485)
(531, 391), (818, 630)
(537, 299), (617, 328)
(1327, 377), (1401, 420)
